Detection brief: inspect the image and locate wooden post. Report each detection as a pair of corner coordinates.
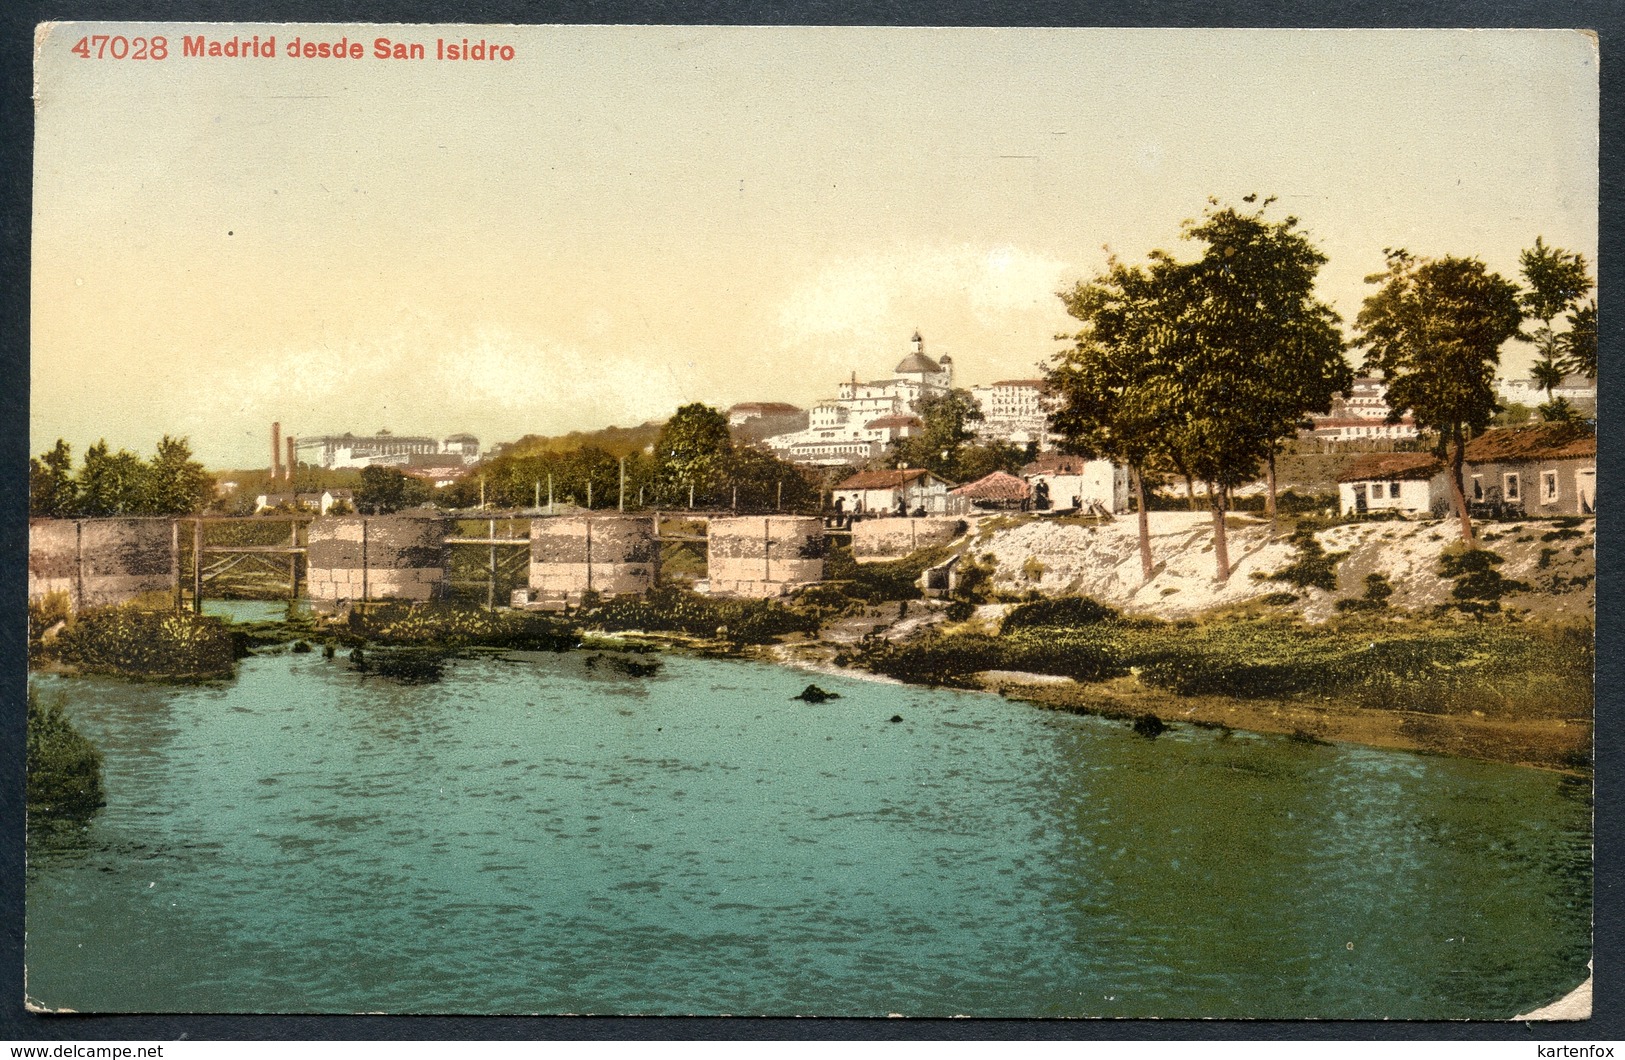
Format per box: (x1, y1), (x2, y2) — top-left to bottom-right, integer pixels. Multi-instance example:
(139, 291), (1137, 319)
(619, 456), (626, 512)
(534, 480), (540, 511)
(288, 519), (299, 600)
(763, 517), (772, 583)
(638, 486), (644, 508)
(74, 520), (84, 615)
(172, 519), (182, 611)
(479, 477), (486, 510)
(689, 483), (694, 510)
(587, 480), (593, 510)
(732, 485), (738, 512)
(548, 473), (554, 514)
(487, 517), (497, 610)
(584, 517), (593, 595)
(360, 517), (369, 604)
(777, 480), (783, 511)
(191, 518), (203, 613)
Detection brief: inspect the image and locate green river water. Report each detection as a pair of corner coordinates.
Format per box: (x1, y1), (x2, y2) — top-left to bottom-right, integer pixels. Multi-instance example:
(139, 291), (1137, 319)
(25, 613), (1591, 1017)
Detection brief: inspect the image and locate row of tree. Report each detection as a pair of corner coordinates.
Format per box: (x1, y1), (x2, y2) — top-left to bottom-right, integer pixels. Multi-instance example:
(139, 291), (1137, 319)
(435, 403), (822, 513)
(1045, 196), (1595, 581)
(29, 437), (214, 518)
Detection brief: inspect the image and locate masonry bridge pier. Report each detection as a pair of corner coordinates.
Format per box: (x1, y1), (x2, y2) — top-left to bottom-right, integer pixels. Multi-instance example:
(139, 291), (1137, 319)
(28, 511), (871, 614)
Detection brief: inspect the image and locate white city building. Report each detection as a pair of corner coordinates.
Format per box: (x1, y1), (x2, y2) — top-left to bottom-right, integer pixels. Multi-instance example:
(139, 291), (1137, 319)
(970, 378), (1051, 450)
(763, 332), (952, 466)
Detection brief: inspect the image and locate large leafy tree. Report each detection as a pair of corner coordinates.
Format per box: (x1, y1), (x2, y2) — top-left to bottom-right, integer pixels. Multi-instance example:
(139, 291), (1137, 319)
(1354, 250), (1524, 544)
(1175, 198), (1349, 545)
(76, 441), (147, 517)
(354, 465), (431, 514)
(1183, 198), (1345, 516)
(1049, 255), (1186, 582)
(1518, 237), (1593, 420)
(144, 436), (215, 515)
(654, 403), (733, 507)
(29, 440), (78, 517)
(889, 389), (984, 480)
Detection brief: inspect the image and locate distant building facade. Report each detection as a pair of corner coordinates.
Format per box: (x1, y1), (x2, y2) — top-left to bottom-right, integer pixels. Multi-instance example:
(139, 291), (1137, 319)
(763, 332), (953, 466)
(969, 379), (1052, 450)
(298, 430), (482, 470)
(1305, 378), (1419, 442)
(1496, 374), (1598, 414)
(831, 468), (956, 516)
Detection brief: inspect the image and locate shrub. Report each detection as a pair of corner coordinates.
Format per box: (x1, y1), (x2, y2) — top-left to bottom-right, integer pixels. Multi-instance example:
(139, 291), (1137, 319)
(1002, 595), (1120, 630)
(1335, 573), (1394, 614)
(359, 603), (578, 652)
(27, 687), (104, 819)
(585, 586), (818, 644)
(1267, 526), (1346, 592)
(1437, 548), (1530, 619)
(50, 607), (236, 679)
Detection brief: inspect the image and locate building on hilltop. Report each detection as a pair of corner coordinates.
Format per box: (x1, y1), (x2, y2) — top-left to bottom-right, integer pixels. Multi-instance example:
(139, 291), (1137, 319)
(763, 332), (954, 467)
(1305, 378), (1418, 442)
(969, 378), (1051, 450)
(1496, 373), (1597, 415)
(297, 430), (482, 470)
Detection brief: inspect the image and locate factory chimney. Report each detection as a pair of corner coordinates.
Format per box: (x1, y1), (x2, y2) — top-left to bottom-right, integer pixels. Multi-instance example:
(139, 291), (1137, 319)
(286, 436), (296, 482)
(271, 422), (283, 480)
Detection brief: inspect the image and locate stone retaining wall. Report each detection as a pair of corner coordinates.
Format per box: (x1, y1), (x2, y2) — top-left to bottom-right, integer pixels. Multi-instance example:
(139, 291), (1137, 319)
(850, 516), (967, 562)
(707, 516), (824, 597)
(306, 512), (446, 606)
(28, 518), (176, 610)
(529, 515), (659, 609)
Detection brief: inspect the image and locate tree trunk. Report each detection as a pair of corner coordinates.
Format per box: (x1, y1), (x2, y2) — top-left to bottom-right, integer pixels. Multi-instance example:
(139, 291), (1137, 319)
(1131, 464), (1153, 583)
(1185, 474), (1197, 511)
(1209, 483), (1231, 581)
(1265, 450), (1278, 522)
(1448, 425), (1475, 545)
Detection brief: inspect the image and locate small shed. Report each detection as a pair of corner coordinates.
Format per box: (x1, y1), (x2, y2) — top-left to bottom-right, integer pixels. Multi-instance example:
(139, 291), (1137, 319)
(951, 470), (1031, 510)
(1020, 454), (1129, 513)
(1463, 424), (1596, 516)
(1337, 453), (1448, 518)
(832, 468), (956, 516)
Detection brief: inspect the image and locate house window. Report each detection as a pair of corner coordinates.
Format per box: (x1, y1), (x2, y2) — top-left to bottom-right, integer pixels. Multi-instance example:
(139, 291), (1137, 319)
(1389, 482), (1401, 499)
(1542, 470), (1559, 503)
(1471, 476), (1484, 501)
(1504, 473), (1520, 502)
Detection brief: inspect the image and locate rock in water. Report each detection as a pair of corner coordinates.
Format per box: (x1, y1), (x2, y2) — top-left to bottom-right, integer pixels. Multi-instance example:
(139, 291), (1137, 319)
(1132, 713), (1166, 738)
(889, 715), (904, 723)
(793, 684), (841, 704)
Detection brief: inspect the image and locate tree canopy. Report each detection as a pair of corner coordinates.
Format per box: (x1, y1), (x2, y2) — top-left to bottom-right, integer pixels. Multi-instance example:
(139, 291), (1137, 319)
(30, 436), (214, 518)
(1518, 237), (1594, 419)
(1048, 196), (1349, 580)
(1354, 249), (1524, 543)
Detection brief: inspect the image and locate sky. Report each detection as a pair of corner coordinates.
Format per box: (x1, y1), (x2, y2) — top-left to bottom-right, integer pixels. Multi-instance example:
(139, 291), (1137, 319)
(32, 25), (1598, 469)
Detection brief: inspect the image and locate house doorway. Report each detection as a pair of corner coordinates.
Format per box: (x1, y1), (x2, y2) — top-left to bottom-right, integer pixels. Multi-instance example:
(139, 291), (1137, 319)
(1576, 467), (1595, 514)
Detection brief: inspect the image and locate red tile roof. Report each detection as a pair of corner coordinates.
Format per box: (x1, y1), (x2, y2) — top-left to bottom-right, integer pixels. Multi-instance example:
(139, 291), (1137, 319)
(835, 468), (943, 490)
(951, 470), (1032, 500)
(1337, 452), (1443, 483)
(1463, 424), (1596, 463)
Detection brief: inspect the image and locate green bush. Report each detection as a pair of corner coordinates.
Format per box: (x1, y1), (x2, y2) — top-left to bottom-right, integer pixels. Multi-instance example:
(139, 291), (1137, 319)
(50, 607), (236, 679)
(584, 586), (819, 644)
(357, 603), (577, 652)
(27, 687), (104, 819)
(1267, 526), (1346, 592)
(1336, 573), (1394, 613)
(1002, 595), (1120, 631)
(1438, 548), (1530, 619)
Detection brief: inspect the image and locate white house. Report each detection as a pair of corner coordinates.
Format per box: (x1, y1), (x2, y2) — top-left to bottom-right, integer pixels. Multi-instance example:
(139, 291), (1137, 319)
(832, 468), (956, 516)
(1336, 453), (1449, 518)
(1019, 454), (1130, 513)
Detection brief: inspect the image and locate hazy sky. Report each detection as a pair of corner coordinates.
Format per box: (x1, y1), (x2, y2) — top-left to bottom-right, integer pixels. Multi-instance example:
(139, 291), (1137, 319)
(32, 25), (1598, 468)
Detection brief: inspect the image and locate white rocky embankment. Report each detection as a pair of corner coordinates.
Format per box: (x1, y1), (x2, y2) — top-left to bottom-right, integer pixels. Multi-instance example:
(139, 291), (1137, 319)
(964, 511), (1594, 623)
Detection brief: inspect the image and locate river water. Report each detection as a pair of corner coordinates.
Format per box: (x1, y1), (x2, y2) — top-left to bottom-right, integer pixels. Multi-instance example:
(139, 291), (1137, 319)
(26, 622), (1590, 1017)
